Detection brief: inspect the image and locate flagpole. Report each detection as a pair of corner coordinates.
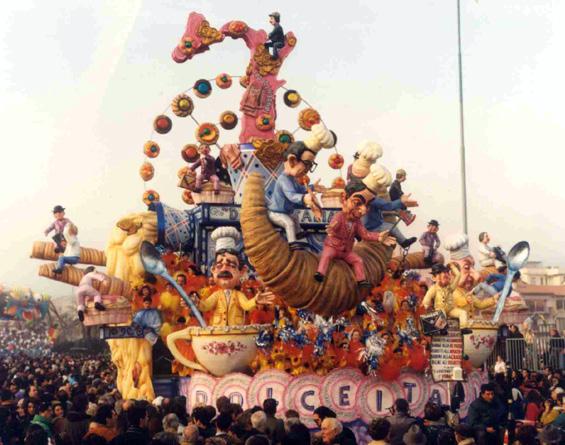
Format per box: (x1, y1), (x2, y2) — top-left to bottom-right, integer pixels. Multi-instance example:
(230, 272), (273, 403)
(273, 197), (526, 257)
(457, 0), (469, 234)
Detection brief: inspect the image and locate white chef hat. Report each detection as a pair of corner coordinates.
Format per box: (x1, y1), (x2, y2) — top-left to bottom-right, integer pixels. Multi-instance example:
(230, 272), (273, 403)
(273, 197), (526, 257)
(444, 233), (471, 261)
(362, 163), (392, 195)
(211, 226), (241, 253)
(356, 140), (383, 164)
(303, 122), (336, 153)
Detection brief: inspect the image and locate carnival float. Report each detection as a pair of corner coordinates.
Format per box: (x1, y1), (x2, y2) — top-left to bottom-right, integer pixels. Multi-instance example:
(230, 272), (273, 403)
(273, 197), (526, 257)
(29, 11), (531, 443)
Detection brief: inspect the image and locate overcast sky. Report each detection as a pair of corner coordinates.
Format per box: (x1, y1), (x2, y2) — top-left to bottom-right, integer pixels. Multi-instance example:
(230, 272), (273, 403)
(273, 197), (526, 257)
(1, 0), (564, 298)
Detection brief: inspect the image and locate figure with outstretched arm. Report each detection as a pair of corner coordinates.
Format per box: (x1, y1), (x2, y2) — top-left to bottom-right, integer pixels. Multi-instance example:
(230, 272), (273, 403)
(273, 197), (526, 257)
(315, 181), (396, 292)
(198, 227), (275, 326)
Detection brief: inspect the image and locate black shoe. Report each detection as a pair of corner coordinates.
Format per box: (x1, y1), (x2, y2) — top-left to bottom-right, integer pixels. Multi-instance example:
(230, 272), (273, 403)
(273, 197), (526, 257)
(314, 272), (325, 283)
(78, 311), (84, 322)
(296, 231), (307, 240)
(424, 257), (433, 267)
(357, 280), (372, 289)
(400, 237), (417, 249)
(53, 268), (63, 274)
(289, 242), (308, 251)
(461, 328), (473, 335)
(94, 302), (106, 312)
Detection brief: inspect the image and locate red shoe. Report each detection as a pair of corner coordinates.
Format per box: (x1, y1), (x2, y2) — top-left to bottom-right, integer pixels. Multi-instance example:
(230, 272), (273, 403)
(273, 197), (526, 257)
(399, 210), (416, 226)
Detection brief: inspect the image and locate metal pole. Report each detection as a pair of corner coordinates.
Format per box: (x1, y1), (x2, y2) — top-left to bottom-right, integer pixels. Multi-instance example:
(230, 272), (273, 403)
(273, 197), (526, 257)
(457, 0), (469, 234)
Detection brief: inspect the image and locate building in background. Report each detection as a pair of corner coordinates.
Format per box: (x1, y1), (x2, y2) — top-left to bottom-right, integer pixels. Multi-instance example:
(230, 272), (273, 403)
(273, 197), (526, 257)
(516, 261), (565, 332)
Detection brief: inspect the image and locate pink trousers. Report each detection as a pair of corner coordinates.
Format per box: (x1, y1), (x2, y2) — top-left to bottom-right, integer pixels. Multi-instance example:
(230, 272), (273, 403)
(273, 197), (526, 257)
(317, 246), (366, 281)
(76, 285), (102, 312)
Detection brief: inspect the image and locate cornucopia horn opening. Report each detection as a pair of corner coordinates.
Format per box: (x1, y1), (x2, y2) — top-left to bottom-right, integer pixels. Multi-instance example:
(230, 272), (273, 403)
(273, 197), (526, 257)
(240, 173), (393, 317)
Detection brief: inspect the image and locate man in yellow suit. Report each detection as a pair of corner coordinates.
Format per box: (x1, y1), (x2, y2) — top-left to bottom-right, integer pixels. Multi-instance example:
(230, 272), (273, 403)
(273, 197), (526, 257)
(199, 227), (274, 326)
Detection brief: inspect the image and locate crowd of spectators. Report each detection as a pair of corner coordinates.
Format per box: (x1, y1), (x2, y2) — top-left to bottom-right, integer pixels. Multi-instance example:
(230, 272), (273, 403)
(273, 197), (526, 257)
(0, 324), (52, 358)
(0, 344), (564, 445)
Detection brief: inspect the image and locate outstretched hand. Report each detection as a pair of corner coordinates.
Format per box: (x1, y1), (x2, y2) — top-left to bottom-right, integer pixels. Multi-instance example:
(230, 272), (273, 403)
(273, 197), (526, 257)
(400, 193), (419, 208)
(313, 179), (327, 193)
(256, 290), (276, 306)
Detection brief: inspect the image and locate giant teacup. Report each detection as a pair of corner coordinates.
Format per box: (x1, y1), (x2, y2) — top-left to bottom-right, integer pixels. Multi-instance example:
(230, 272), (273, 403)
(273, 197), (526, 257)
(167, 324), (269, 376)
(463, 319), (499, 367)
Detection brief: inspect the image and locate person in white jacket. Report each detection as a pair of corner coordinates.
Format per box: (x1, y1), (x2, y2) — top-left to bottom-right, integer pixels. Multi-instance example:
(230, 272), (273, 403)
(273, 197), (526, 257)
(53, 223), (80, 274)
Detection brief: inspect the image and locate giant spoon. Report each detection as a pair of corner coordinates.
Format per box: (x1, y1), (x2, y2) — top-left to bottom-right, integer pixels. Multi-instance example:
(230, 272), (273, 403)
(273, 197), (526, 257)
(492, 241), (530, 322)
(140, 241), (207, 327)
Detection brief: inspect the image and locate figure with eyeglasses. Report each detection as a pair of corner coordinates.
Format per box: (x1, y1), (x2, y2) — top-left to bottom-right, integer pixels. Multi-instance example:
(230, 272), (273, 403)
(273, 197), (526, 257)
(268, 125), (335, 249)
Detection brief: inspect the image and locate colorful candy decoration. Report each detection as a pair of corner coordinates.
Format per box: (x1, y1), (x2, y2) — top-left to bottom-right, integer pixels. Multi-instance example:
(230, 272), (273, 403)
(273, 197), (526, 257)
(178, 36), (199, 57)
(195, 123), (220, 145)
(227, 20), (249, 37)
(256, 113), (274, 131)
(298, 108), (321, 131)
(275, 130), (295, 146)
(142, 189), (160, 206)
(215, 73), (232, 89)
(283, 90), (301, 108)
(139, 162), (155, 181)
(332, 177), (346, 189)
(178, 166), (190, 179)
(193, 79), (212, 98)
(153, 115), (172, 134)
(182, 190), (195, 205)
(172, 94), (194, 117)
(143, 141), (160, 158)
(328, 153), (344, 169)
(219, 111), (238, 130)
(181, 144), (200, 163)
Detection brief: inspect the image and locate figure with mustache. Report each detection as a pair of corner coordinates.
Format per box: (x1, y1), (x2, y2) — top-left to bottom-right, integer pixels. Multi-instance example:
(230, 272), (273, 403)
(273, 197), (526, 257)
(315, 181), (396, 291)
(198, 227), (275, 326)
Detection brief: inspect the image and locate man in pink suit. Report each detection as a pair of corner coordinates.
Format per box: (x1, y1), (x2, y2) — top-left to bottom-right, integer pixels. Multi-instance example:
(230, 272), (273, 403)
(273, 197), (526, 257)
(315, 182), (396, 290)
(75, 266), (107, 322)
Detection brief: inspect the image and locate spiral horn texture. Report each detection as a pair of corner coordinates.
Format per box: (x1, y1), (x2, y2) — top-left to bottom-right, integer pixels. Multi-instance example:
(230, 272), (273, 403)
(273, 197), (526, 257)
(241, 173), (392, 317)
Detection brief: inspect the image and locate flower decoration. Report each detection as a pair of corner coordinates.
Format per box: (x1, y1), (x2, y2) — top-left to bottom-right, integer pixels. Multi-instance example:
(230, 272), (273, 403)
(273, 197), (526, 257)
(283, 90), (301, 108)
(142, 189), (160, 206)
(193, 79), (212, 98)
(172, 94), (194, 117)
(298, 108), (321, 131)
(139, 162), (154, 182)
(219, 111), (238, 130)
(195, 123), (219, 145)
(143, 141), (160, 158)
(215, 73), (232, 89)
(178, 36), (200, 57)
(153, 115), (172, 134)
(181, 144), (200, 163)
(275, 130), (294, 146)
(256, 113), (274, 131)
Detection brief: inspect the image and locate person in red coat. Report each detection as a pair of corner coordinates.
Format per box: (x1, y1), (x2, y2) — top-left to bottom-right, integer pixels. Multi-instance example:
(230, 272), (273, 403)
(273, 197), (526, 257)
(315, 182), (396, 290)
